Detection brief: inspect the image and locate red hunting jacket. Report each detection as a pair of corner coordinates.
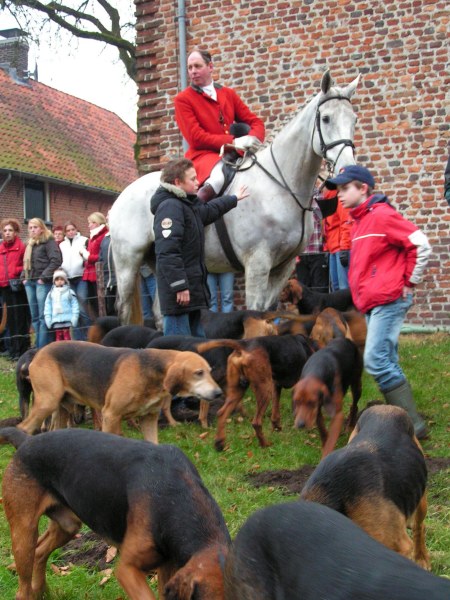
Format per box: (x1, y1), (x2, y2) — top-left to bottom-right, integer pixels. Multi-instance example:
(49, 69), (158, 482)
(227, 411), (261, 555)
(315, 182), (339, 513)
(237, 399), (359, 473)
(348, 195), (431, 314)
(174, 84), (265, 184)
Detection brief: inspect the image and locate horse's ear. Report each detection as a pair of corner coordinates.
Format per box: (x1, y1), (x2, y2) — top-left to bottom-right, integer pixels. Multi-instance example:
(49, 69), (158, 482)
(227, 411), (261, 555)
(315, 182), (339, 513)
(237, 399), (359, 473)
(321, 70), (333, 94)
(343, 73), (362, 98)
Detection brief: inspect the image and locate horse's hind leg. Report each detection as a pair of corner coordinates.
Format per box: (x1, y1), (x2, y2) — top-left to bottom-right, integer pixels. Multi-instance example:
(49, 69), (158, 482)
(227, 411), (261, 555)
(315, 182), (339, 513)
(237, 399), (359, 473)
(115, 251), (144, 324)
(244, 251), (272, 310)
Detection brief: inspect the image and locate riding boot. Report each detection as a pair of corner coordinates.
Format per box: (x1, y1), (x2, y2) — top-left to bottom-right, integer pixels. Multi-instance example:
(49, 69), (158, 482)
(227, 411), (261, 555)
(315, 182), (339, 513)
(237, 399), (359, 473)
(382, 380), (428, 439)
(197, 183), (217, 203)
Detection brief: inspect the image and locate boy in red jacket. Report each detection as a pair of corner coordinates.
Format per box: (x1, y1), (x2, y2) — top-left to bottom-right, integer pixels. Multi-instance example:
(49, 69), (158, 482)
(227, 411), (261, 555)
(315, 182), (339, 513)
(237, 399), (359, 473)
(327, 165), (431, 439)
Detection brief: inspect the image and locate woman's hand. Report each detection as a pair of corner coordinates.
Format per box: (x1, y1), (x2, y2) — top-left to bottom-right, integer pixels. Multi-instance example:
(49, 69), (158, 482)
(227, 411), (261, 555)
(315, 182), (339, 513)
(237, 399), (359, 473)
(236, 185), (250, 201)
(176, 289), (190, 306)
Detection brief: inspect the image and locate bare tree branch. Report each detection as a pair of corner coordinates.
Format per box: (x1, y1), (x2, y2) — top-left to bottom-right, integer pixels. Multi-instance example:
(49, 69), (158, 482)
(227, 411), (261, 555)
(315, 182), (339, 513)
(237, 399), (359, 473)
(2, 0), (136, 80)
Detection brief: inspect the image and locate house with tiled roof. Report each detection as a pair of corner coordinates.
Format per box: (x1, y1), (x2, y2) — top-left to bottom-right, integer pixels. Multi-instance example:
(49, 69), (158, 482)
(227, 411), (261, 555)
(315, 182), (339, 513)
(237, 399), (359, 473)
(0, 29), (138, 239)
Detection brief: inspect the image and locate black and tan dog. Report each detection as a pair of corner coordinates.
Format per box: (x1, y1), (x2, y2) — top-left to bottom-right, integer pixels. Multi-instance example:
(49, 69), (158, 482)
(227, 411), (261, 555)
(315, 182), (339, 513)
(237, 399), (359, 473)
(18, 341), (222, 443)
(101, 324), (163, 348)
(301, 404), (430, 568)
(292, 337), (363, 457)
(0, 427), (230, 600)
(280, 278), (354, 314)
(224, 501), (449, 600)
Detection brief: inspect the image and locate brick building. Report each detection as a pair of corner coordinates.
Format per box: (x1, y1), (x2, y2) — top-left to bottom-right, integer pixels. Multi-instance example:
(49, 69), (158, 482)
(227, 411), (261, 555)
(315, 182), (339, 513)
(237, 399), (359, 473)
(134, 0), (449, 328)
(0, 29), (138, 242)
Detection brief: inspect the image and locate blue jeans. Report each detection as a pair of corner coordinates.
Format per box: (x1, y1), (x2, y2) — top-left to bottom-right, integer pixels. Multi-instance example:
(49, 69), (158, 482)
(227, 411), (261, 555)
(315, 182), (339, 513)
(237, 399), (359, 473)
(163, 311), (205, 337)
(24, 280), (52, 348)
(329, 252), (349, 291)
(70, 278), (91, 340)
(141, 274), (157, 320)
(364, 294), (413, 392)
(207, 272), (234, 313)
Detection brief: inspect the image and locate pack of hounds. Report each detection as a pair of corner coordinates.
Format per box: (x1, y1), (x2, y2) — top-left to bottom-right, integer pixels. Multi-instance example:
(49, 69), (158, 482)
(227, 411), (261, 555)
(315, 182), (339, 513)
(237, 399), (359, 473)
(1, 280), (448, 599)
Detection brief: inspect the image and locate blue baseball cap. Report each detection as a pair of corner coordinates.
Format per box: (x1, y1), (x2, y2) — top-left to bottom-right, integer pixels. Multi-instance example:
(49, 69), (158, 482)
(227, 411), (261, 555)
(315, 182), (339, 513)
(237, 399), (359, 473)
(326, 165), (375, 189)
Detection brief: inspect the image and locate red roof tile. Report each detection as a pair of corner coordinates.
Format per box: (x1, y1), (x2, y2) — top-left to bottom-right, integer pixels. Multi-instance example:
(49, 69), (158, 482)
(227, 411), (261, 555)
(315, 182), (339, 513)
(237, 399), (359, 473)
(0, 68), (138, 193)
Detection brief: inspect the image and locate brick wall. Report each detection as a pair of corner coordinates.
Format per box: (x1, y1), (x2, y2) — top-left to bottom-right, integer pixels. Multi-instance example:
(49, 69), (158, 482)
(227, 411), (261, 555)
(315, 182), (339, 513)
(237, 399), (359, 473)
(0, 174), (115, 242)
(135, 0), (449, 327)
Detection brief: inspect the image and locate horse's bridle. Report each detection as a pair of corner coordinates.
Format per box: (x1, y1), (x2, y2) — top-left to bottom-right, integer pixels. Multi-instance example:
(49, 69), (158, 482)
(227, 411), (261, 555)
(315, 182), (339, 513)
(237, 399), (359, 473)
(314, 94), (355, 173)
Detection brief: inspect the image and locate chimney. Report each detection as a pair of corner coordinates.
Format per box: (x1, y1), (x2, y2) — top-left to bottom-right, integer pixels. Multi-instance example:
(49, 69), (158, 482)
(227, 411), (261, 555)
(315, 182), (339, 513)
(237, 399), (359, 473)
(0, 28), (29, 78)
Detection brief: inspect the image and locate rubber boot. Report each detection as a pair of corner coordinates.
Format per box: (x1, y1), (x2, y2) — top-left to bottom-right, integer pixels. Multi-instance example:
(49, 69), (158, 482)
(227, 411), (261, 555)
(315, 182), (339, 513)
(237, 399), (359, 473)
(382, 380), (428, 439)
(197, 183), (217, 203)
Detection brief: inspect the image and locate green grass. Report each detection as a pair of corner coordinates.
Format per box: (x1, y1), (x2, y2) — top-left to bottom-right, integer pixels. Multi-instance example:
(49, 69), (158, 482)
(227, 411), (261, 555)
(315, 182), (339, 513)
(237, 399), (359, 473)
(0, 333), (449, 598)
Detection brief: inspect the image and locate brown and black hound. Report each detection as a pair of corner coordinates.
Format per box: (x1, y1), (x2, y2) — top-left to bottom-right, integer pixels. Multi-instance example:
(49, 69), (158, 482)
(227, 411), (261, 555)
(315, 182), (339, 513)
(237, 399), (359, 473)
(0, 427), (230, 600)
(301, 404), (430, 569)
(198, 334), (315, 450)
(292, 337), (363, 457)
(224, 501), (449, 600)
(19, 341), (222, 443)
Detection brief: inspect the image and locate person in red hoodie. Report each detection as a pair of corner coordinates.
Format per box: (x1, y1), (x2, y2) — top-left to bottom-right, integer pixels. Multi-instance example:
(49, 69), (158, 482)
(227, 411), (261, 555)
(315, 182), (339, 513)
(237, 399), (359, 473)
(79, 212), (108, 324)
(0, 219), (31, 359)
(174, 49), (265, 201)
(326, 165), (431, 439)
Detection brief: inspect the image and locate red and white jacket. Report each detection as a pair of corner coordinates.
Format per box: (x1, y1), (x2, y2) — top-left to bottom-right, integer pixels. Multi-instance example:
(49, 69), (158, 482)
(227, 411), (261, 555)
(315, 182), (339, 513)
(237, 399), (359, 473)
(174, 84), (265, 184)
(348, 194), (431, 314)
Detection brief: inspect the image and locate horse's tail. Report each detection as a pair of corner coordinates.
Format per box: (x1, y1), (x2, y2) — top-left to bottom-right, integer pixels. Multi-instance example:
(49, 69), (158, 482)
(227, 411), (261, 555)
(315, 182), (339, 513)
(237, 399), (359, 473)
(0, 427), (29, 448)
(196, 339), (243, 355)
(130, 274), (143, 325)
(0, 301), (7, 333)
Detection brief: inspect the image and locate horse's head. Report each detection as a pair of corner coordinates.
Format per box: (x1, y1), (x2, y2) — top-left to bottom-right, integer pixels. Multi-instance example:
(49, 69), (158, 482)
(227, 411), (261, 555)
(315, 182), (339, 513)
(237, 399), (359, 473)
(312, 70), (361, 175)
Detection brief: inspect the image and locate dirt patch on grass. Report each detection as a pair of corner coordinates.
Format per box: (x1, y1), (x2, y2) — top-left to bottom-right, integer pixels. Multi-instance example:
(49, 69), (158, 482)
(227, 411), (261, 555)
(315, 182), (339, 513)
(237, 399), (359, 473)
(247, 465), (316, 495)
(248, 457), (450, 496)
(58, 531), (110, 570)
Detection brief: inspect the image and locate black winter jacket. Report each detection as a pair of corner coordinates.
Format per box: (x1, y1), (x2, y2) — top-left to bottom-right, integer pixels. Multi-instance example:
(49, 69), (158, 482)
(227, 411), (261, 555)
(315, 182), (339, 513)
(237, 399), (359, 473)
(28, 239), (62, 283)
(151, 183), (238, 315)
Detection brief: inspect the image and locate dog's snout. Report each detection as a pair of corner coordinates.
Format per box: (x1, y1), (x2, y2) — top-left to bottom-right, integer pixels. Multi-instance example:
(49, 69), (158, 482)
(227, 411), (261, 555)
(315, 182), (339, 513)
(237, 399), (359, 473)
(213, 388), (223, 399)
(295, 420), (305, 430)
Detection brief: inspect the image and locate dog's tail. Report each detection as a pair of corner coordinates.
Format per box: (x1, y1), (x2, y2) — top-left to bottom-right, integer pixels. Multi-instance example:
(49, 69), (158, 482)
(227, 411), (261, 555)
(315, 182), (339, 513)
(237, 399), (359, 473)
(0, 427), (30, 448)
(197, 339), (243, 355)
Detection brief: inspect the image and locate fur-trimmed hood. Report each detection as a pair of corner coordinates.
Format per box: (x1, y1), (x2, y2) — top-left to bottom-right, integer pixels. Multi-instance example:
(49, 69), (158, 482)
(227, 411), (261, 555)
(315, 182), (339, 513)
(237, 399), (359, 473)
(150, 183), (196, 215)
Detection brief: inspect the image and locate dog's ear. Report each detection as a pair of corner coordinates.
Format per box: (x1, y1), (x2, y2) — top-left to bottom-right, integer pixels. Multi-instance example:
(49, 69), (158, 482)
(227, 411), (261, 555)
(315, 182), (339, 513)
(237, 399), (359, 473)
(322, 392), (336, 418)
(163, 363), (184, 396)
(165, 573), (197, 600)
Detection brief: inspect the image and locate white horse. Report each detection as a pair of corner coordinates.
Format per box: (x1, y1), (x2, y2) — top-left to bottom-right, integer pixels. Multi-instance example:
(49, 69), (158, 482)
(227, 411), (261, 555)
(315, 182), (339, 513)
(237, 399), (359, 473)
(109, 70), (360, 323)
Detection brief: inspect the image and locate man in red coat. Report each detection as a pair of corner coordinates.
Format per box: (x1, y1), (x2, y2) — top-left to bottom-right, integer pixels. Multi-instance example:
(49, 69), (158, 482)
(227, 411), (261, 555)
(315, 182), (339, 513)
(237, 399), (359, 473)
(174, 49), (265, 201)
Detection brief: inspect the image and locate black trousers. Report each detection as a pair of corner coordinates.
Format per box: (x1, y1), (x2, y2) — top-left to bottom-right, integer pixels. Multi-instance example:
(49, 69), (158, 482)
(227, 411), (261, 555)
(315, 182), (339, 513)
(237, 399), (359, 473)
(295, 253), (329, 294)
(0, 285), (31, 357)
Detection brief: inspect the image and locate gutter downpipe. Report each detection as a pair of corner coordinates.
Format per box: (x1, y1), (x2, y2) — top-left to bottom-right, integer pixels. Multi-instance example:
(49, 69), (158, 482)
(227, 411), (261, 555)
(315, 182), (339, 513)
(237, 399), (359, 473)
(177, 0), (188, 152)
(0, 172), (12, 194)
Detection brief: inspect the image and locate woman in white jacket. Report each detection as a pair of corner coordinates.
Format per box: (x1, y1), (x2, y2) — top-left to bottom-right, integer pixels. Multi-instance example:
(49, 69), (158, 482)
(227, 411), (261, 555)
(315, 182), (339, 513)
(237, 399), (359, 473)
(60, 221), (89, 340)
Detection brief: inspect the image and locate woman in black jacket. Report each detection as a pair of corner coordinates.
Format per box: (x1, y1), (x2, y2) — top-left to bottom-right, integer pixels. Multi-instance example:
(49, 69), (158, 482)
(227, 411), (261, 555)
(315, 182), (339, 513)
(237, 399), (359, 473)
(23, 218), (62, 348)
(151, 158), (248, 336)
